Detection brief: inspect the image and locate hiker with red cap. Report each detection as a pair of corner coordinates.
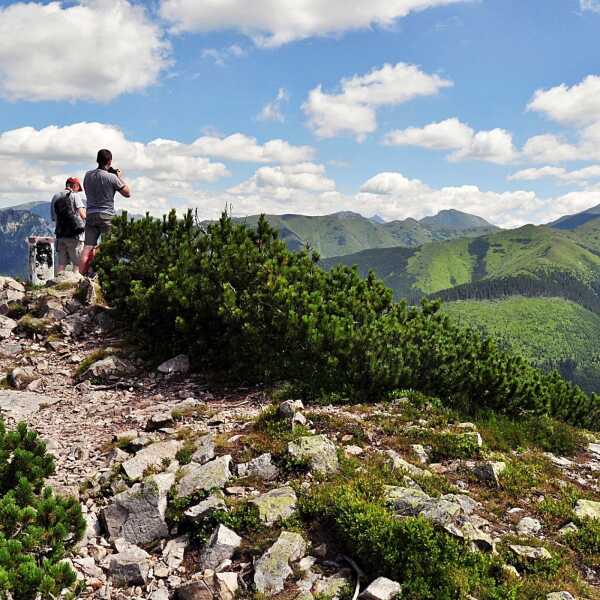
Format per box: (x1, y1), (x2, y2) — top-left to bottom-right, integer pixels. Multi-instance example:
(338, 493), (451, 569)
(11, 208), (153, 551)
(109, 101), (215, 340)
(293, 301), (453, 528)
(50, 177), (87, 273)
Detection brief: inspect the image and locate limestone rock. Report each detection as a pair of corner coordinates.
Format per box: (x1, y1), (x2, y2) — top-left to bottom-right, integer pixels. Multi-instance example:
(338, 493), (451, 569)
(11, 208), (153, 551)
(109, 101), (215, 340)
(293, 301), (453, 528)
(163, 535), (189, 570)
(411, 444), (429, 464)
(313, 572), (352, 598)
(191, 434), (215, 464)
(121, 439), (181, 480)
(385, 486), (430, 515)
(146, 412), (175, 431)
(509, 545), (552, 561)
(199, 524), (242, 570)
(0, 315), (17, 340)
(288, 435), (339, 474)
(102, 473), (174, 545)
(386, 449), (430, 478)
(574, 499), (600, 520)
(158, 354), (190, 374)
(254, 531), (307, 594)
(176, 455), (232, 498)
(185, 491), (227, 521)
(7, 366), (37, 390)
(473, 461), (506, 487)
(80, 355), (137, 382)
(517, 517), (542, 536)
(546, 593), (575, 600)
(588, 442), (600, 458)
(108, 544), (150, 587)
(237, 452), (279, 481)
(216, 572), (239, 600)
(279, 399), (304, 418)
(359, 577), (402, 600)
(0, 390), (59, 421)
(251, 486), (297, 525)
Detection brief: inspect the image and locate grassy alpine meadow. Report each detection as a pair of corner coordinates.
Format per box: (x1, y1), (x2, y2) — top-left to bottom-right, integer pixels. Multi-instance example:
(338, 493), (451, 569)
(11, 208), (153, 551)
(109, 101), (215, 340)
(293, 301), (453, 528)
(94, 210), (600, 430)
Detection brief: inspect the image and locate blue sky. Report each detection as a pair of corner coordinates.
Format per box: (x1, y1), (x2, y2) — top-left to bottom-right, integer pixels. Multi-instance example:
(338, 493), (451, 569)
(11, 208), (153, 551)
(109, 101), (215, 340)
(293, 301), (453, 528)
(0, 0), (599, 226)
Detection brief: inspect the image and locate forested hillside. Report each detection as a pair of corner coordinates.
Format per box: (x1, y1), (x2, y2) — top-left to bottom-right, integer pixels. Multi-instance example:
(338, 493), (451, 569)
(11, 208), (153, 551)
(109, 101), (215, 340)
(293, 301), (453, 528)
(444, 297), (600, 393)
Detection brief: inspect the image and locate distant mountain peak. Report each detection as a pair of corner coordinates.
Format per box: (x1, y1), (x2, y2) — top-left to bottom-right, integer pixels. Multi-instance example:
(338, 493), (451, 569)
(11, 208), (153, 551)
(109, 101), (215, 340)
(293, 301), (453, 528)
(549, 203), (600, 230)
(369, 214), (387, 224)
(419, 209), (497, 231)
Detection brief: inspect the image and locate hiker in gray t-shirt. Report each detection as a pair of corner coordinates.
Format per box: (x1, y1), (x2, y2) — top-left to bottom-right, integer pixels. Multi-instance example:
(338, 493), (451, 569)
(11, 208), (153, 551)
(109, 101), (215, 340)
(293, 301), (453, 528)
(80, 148), (131, 275)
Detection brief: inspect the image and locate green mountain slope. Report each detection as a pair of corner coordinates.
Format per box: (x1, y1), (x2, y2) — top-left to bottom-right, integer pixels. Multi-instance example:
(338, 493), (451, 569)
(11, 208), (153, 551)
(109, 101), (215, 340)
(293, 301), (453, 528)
(443, 297), (600, 393)
(323, 225), (600, 303)
(233, 209), (498, 258)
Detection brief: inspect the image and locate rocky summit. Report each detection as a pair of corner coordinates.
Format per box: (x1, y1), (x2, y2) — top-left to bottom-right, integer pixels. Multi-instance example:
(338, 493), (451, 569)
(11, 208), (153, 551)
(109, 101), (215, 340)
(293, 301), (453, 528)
(0, 274), (599, 599)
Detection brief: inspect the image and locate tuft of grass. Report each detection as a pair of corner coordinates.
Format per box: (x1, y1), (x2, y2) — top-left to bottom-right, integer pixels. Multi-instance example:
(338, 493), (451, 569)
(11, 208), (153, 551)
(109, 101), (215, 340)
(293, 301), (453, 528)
(429, 431), (481, 462)
(499, 454), (553, 497)
(17, 314), (53, 336)
(538, 485), (581, 525)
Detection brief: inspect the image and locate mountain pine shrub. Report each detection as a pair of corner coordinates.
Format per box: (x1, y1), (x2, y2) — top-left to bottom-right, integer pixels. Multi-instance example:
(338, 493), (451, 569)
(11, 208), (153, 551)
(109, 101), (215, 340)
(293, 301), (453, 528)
(95, 211), (600, 430)
(0, 421), (86, 599)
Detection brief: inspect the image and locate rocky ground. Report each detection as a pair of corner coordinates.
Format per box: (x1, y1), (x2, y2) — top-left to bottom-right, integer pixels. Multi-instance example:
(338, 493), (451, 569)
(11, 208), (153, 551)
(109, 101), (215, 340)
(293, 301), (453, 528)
(0, 274), (599, 600)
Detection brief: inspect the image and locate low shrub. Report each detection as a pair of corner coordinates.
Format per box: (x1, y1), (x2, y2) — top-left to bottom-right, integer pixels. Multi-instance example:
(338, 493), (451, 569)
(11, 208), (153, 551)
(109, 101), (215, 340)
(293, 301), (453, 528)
(299, 475), (517, 599)
(0, 421), (86, 599)
(429, 432), (481, 461)
(564, 518), (600, 567)
(95, 211), (600, 430)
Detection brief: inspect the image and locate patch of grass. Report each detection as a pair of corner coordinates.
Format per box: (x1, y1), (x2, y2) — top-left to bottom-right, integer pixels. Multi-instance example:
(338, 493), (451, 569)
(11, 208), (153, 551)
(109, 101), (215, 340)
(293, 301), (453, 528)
(476, 412), (586, 457)
(75, 348), (112, 378)
(499, 454), (553, 497)
(5, 302), (26, 319)
(564, 518), (600, 567)
(306, 411), (367, 444)
(17, 313), (53, 336)
(175, 442), (196, 466)
(538, 485), (581, 525)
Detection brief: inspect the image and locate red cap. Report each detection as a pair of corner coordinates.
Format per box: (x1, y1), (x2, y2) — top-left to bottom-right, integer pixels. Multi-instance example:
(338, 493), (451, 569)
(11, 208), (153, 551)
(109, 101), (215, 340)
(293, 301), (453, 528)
(66, 177), (82, 190)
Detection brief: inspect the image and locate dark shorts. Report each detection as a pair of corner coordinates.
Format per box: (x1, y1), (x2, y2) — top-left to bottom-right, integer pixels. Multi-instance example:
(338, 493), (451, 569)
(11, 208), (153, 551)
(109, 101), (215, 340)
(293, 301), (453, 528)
(85, 212), (113, 246)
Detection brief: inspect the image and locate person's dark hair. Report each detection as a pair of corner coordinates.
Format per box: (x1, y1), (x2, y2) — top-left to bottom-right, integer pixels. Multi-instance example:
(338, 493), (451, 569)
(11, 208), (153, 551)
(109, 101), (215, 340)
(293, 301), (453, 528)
(97, 149), (112, 168)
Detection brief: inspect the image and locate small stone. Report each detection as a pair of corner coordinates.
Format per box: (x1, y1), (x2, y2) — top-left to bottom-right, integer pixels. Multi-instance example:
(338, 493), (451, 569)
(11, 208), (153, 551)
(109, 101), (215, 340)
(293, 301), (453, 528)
(386, 449), (430, 478)
(250, 486), (297, 525)
(199, 525), (242, 570)
(288, 435), (339, 474)
(146, 412), (175, 431)
(185, 492), (227, 521)
(175, 455), (232, 498)
(191, 434), (215, 464)
(574, 499), (600, 520)
(279, 399), (304, 418)
(473, 461), (506, 487)
(158, 354), (190, 374)
(313, 572), (352, 598)
(149, 589), (170, 600)
(163, 535), (189, 571)
(509, 545), (552, 561)
(558, 522), (578, 536)
(516, 517), (542, 536)
(344, 445), (364, 457)
(79, 356), (136, 382)
(237, 452), (279, 481)
(8, 366), (37, 390)
(359, 577), (402, 600)
(216, 572), (238, 600)
(254, 531), (307, 594)
(175, 581), (213, 600)
(546, 593), (575, 600)
(411, 444), (429, 464)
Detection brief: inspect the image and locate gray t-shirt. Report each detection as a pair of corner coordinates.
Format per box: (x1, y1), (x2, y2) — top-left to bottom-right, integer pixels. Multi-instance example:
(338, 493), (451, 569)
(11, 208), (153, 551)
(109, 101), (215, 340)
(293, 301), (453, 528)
(83, 168), (125, 216)
(50, 190), (86, 241)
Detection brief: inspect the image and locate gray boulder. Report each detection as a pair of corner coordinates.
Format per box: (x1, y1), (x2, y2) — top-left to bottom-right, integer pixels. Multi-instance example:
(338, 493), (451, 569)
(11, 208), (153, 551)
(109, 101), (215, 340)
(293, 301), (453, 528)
(359, 577), (402, 600)
(517, 517), (542, 536)
(102, 473), (174, 545)
(546, 593), (575, 600)
(509, 545), (552, 561)
(175, 455), (232, 498)
(473, 461), (506, 487)
(199, 524), (242, 570)
(386, 449), (430, 478)
(158, 354), (190, 374)
(108, 544), (150, 587)
(121, 439), (182, 480)
(251, 486), (297, 525)
(0, 315), (17, 340)
(288, 435), (339, 474)
(237, 452), (279, 481)
(279, 399), (304, 418)
(80, 355), (137, 382)
(574, 499), (600, 520)
(254, 531), (307, 594)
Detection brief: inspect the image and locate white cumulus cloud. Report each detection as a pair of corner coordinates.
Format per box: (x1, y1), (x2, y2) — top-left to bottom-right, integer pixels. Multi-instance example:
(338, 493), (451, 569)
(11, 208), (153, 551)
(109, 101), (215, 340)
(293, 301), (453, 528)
(0, 0), (170, 102)
(384, 118), (517, 164)
(303, 63), (452, 140)
(508, 165), (600, 183)
(160, 0), (468, 47)
(580, 0), (600, 13)
(258, 88), (290, 123)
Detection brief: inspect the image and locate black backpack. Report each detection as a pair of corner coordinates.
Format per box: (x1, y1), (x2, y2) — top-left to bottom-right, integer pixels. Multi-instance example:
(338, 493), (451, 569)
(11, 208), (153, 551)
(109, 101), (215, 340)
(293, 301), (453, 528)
(54, 191), (85, 238)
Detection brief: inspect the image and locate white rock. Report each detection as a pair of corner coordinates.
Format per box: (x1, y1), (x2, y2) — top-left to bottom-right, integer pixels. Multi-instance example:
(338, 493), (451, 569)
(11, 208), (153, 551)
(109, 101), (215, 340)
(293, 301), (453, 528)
(359, 577), (402, 600)
(516, 517), (542, 536)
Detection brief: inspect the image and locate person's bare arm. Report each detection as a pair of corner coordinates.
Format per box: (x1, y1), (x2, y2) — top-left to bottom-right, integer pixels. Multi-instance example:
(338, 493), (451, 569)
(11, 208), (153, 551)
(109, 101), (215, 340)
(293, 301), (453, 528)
(115, 169), (131, 198)
(78, 208), (86, 219)
(118, 184), (131, 198)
